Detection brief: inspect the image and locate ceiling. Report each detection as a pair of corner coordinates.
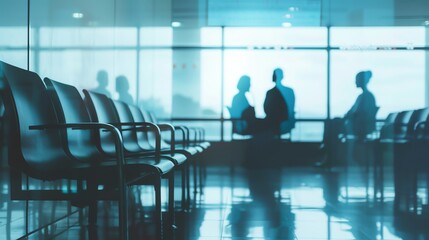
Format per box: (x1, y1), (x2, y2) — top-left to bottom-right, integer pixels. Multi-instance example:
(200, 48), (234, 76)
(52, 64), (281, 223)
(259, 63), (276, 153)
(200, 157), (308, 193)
(1, 0), (429, 27)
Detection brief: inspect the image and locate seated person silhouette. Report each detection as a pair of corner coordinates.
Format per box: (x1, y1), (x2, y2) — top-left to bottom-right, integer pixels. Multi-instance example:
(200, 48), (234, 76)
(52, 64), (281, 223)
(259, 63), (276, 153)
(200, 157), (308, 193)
(92, 70), (111, 98)
(344, 70), (378, 139)
(264, 68), (294, 137)
(116, 75), (134, 105)
(228, 75), (256, 135)
(318, 70), (377, 167)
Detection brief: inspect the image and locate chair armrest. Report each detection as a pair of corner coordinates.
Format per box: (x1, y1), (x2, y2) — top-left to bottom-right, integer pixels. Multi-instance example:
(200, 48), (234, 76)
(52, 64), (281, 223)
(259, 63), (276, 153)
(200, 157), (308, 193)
(413, 121), (427, 139)
(156, 123), (175, 153)
(29, 122), (126, 163)
(415, 121), (426, 131)
(179, 126), (199, 145)
(29, 122), (127, 211)
(112, 121), (162, 155)
(30, 122), (119, 132)
(188, 127), (203, 144)
(174, 126), (189, 148)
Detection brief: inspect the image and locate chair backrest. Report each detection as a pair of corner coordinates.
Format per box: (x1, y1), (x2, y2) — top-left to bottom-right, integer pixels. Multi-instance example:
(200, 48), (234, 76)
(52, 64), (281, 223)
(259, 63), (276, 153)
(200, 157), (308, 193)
(227, 106), (250, 138)
(44, 78), (101, 160)
(111, 100), (143, 153)
(416, 109), (429, 140)
(127, 105), (154, 150)
(379, 112), (400, 140)
(83, 90), (119, 155)
(144, 110), (172, 149)
(393, 110), (413, 139)
(405, 108), (429, 138)
(0, 61), (74, 178)
(384, 112), (398, 124)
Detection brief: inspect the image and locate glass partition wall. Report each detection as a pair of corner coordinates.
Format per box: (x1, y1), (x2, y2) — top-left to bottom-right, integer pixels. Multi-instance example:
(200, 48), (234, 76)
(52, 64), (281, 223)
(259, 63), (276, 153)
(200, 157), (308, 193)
(0, 5), (427, 142)
(0, 2), (428, 238)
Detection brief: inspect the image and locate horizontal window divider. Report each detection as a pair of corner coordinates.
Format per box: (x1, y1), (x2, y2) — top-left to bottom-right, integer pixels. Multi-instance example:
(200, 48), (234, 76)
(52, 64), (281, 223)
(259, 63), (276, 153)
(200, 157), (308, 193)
(2, 46), (429, 51)
(161, 118), (387, 122)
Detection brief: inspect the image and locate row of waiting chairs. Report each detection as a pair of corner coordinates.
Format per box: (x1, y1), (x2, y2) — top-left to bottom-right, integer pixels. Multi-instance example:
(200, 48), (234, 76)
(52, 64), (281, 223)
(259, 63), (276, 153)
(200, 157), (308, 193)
(373, 108), (429, 212)
(333, 107), (429, 205)
(0, 61), (210, 239)
(344, 108), (429, 206)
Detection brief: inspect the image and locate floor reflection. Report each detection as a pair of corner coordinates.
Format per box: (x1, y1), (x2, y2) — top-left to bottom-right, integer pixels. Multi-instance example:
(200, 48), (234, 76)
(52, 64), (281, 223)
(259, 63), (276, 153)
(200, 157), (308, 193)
(3, 165), (429, 239)
(224, 168), (295, 239)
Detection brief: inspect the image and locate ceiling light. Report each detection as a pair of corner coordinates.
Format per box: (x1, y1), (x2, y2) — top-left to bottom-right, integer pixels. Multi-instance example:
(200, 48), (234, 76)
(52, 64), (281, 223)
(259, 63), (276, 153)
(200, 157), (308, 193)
(424, 20), (429, 26)
(72, 12), (84, 19)
(289, 7), (299, 12)
(282, 22), (292, 27)
(284, 14), (292, 19)
(171, 21), (181, 27)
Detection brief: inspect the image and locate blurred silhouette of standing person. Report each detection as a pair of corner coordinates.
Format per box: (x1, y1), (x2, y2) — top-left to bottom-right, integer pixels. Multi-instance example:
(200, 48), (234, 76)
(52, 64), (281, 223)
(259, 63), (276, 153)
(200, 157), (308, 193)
(264, 68), (295, 137)
(93, 70), (111, 98)
(116, 75), (134, 105)
(344, 70), (377, 138)
(229, 75), (256, 134)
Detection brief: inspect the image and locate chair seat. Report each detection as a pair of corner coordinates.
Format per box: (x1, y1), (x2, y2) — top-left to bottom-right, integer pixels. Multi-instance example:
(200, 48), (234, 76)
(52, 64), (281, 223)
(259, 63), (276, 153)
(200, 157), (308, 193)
(199, 141), (211, 149)
(393, 139), (411, 144)
(161, 153), (187, 165)
(122, 157), (175, 174)
(180, 146), (200, 155)
(193, 146), (205, 153)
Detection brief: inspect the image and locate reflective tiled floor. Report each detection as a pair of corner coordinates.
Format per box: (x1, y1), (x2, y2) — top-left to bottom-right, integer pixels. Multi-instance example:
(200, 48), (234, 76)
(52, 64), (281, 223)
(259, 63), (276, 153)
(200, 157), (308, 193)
(3, 164), (429, 239)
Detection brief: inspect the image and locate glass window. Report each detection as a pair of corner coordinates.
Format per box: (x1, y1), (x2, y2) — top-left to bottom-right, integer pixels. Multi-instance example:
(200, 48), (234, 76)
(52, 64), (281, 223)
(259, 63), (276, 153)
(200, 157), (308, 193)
(169, 27), (223, 47)
(171, 49), (222, 118)
(331, 50), (426, 119)
(201, 27), (222, 47)
(291, 122), (324, 142)
(0, 27), (28, 47)
(200, 50), (222, 117)
(224, 27), (327, 47)
(140, 27), (172, 46)
(139, 49), (173, 118)
(0, 24), (28, 68)
(171, 120), (221, 141)
(40, 27), (137, 47)
(331, 27), (426, 48)
(36, 50), (137, 103)
(0, 51), (28, 69)
(224, 49), (327, 119)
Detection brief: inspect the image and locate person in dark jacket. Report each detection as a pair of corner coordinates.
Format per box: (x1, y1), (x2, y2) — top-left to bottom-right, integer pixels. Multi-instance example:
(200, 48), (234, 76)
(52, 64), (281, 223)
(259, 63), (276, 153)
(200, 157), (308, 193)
(263, 68), (291, 137)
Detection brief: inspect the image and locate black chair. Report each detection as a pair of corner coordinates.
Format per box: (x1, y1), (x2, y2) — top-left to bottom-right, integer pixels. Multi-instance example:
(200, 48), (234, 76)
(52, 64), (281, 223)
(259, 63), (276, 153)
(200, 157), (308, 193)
(63, 87), (174, 236)
(371, 112), (399, 201)
(411, 110), (429, 214)
(131, 107), (207, 206)
(227, 106), (255, 140)
(44, 78), (176, 239)
(0, 61), (139, 239)
(144, 110), (209, 196)
(112, 99), (195, 211)
(392, 108), (429, 213)
(128, 105), (203, 206)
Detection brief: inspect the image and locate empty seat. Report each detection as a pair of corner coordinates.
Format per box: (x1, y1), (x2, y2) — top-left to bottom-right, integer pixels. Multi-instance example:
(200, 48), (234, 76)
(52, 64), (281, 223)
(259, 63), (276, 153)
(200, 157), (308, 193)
(44, 81), (176, 238)
(1, 61), (140, 239)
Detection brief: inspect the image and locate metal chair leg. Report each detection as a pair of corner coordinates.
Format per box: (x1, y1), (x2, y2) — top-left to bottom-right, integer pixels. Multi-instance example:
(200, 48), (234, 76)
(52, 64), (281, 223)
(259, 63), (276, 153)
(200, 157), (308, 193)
(193, 160), (198, 194)
(181, 167), (186, 210)
(199, 158), (204, 194)
(154, 177), (162, 239)
(187, 162), (191, 208)
(168, 172), (175, 228)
